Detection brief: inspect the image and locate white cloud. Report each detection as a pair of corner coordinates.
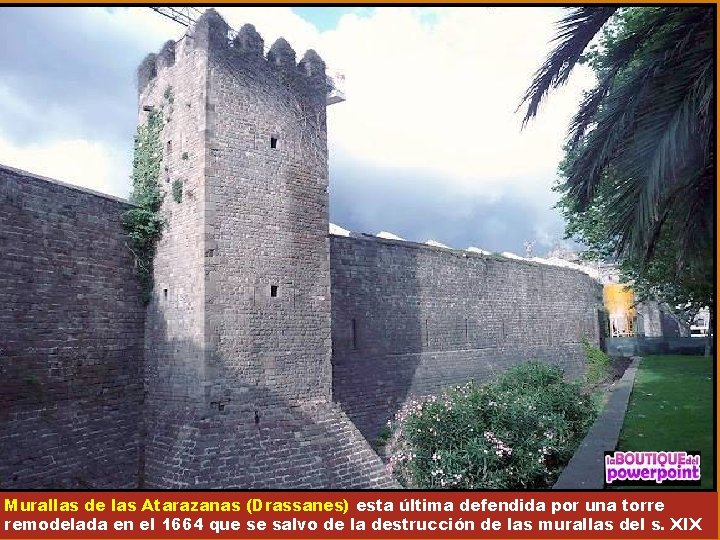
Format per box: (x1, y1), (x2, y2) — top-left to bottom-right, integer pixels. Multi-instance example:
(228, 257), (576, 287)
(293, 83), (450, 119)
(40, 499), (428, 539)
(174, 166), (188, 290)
(0, 135), (127, 197)
(216, 7), (321, 53)
(0, 81), (89, 142)
(88, 7), (188, 46)
(0, 6), (594, 245)
(319, 7), (594, 197)
(169, 5), (593, 202)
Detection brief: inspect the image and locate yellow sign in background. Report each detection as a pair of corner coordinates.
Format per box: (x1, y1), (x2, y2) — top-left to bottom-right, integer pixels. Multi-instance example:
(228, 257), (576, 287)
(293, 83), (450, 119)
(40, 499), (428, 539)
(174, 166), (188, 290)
(603, 284), (636, 337)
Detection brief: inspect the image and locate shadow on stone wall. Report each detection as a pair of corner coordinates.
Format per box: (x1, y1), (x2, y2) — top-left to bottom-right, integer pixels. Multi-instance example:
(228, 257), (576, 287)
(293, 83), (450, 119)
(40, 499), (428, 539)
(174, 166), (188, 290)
(330, 237), (600, 444)
(331, 239), (422, 442)
(144, 309), (396, 489)
(0, 166), (145, 489)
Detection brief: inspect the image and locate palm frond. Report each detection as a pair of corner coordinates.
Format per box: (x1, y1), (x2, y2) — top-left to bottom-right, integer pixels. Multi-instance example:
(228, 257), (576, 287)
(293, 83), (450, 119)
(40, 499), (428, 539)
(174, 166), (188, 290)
(519, 7), (616, 127)
(604, 13), (713, 259)
(567, 7), (678, 148)
(564, 57), (657, 208)
(526, 5), (714, 277)
(565, 7), (713, 239)
(669, 159), (714, 265)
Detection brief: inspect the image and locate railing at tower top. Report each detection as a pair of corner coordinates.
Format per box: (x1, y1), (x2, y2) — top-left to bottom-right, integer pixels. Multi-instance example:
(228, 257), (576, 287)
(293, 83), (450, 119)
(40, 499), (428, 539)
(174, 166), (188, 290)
(326, 71), (346, 105)
(149, 6), (346, 106)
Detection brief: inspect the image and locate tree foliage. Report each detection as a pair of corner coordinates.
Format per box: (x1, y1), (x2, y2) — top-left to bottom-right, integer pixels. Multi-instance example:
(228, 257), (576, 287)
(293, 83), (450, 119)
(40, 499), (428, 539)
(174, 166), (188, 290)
(555, 153), (713, 315)
(522, 7), (714, 313)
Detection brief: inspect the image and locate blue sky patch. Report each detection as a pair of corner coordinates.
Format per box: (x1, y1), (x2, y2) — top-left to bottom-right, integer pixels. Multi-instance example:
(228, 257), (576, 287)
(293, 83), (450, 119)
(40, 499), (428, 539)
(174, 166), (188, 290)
(293, 7), (369, 31)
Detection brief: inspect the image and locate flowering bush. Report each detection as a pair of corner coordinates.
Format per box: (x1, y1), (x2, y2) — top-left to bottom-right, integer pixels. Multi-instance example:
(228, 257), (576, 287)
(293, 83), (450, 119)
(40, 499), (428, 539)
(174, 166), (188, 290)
(386, 361), (597, 489)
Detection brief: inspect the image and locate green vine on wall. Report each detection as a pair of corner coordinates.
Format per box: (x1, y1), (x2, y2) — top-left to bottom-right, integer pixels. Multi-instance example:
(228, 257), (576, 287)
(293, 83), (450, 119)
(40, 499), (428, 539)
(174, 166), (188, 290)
(122, 109), (165, 303)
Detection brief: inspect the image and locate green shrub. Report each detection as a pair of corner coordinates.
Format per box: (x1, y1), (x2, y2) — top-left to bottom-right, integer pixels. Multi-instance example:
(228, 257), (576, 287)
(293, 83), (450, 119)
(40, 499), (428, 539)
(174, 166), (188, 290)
(386, 361), (597, 489)
(375, 425), (392, 447)
(582, 337), (611, 384)
(122, 110), (165, 303)
(163, 85), (174, 104)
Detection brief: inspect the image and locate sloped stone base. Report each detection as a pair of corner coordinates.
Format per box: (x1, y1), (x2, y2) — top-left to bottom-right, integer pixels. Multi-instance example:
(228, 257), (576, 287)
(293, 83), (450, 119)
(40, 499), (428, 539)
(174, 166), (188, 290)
(144, 393), (398, 489)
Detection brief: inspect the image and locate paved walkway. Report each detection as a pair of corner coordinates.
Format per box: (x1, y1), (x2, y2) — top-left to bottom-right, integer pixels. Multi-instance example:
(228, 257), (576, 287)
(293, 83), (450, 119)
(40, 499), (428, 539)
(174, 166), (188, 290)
(553, 357), (642, 490)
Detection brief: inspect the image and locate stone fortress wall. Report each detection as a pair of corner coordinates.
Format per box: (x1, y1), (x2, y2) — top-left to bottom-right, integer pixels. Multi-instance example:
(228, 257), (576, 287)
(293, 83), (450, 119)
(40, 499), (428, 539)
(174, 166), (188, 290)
(0, 166), (145, 488)
(0, 10), (601, 489)
(330, 234), (601, 440)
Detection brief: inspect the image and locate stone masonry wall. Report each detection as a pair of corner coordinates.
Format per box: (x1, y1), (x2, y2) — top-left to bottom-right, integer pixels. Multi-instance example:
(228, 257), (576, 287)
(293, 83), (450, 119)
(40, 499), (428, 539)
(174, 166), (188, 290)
(330, 234), (603, 441)
(0, 165), (145, 488)
(137, 18), (212, 487)
(138, 11), (396, 489)
(204, 18), (332, 405)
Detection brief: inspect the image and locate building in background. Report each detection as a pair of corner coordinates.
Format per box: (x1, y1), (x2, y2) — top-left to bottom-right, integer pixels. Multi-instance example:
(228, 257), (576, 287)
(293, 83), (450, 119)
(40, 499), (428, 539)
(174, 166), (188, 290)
(603, 283), (636, 337)
(690, 307), (711, 338)
(543, 247), (690, 339)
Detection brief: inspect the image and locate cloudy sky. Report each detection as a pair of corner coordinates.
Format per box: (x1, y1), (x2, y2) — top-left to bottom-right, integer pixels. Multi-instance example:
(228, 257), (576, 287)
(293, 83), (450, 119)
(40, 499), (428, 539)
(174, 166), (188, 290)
(0, 6), (594, 255)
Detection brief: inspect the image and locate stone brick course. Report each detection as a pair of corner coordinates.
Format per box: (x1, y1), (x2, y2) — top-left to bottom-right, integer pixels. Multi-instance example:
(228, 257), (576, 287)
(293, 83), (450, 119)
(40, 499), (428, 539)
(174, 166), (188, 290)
(331, 234), (602, 440)
(0, 166), (145, 488)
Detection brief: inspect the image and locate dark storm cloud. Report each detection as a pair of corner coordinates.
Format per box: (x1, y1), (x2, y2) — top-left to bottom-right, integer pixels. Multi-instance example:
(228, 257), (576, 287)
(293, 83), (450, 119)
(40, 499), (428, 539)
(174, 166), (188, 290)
(329, 154), (566, 255)
(0, 7), (167, 146)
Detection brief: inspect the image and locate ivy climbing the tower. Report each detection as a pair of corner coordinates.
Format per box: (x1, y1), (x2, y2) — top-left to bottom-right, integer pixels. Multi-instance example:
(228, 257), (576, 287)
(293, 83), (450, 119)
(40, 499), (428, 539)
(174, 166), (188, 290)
(122, 109), (165, 303)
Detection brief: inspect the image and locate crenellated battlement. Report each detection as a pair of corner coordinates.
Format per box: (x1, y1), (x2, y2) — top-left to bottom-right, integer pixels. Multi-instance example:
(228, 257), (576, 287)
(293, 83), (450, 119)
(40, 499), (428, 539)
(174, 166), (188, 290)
(137, 9), (326, 101)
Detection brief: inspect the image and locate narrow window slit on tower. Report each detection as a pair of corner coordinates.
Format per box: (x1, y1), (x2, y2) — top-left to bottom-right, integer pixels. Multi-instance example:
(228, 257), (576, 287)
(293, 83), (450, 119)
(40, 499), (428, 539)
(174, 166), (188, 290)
(163, 288), (168, 299)
(166, 140), (172, 155)
(270, 285), (278, 297)
(351, 319), (357, 350)
(270, 136), (278, 149)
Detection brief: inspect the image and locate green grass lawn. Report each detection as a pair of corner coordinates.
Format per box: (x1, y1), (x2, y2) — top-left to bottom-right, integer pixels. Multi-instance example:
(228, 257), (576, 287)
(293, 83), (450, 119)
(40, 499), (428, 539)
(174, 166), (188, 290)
(617, 355), (714, 489)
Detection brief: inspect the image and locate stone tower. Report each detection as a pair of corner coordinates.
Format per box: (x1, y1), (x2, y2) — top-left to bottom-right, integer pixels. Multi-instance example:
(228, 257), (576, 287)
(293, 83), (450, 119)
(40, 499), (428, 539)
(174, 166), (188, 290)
(137, 10), (392, 488)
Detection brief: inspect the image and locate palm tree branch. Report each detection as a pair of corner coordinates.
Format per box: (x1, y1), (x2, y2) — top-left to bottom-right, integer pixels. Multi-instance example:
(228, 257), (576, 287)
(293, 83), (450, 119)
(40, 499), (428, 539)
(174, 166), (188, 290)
(564, 57), (657, 209)
(612, 41), (713, 257)
(519, 7), (616, 127)
(567, 7), (680, 147)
